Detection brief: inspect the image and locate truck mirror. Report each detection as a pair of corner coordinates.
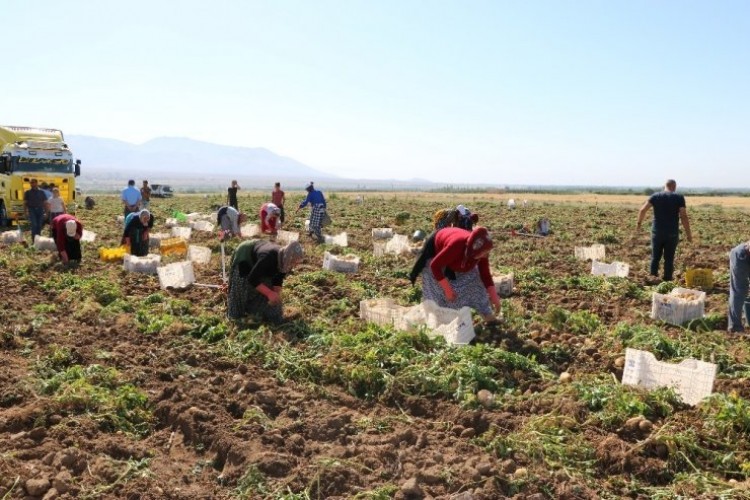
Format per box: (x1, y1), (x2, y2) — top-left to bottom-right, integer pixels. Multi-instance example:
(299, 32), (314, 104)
(74, 160), (81, 177)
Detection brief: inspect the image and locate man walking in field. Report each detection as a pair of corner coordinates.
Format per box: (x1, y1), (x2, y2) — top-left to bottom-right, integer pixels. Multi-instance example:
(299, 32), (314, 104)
(636, 179), (693, 282)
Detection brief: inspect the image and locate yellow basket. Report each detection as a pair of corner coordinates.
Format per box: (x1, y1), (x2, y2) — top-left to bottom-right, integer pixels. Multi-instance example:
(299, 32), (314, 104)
(98, 245), (128, 262)
(159, 237), (188, 256)
(685, 268), (714, 289)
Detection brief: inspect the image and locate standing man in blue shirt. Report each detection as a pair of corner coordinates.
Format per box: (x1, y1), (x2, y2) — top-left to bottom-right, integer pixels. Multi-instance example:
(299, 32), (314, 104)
(636, 179), (693, 282)
(121, 179), (142, 217)
(297, 182), (327, 243)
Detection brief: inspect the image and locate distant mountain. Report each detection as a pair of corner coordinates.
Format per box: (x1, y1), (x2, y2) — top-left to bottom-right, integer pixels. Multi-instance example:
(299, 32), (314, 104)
(66, 135), (334, 180)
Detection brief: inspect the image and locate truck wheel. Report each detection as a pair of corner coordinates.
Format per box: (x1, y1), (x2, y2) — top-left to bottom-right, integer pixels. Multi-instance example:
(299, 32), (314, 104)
(0, 202), (8, 227)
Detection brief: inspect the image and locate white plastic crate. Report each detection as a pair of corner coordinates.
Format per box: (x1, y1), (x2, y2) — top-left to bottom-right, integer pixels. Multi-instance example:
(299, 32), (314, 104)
(322, 251), (360, 273)
(33, 236), (57, 252)
(149, 232), (171, 249)
(276, 230), (300, 245)
(185, 212), (203, 222)
(372, 228), (394, 240)
(359, 299), (475, 345)
(1, 231), (23, 244)
(81, 230), (96, 242)
(574, 244), (606, 261)
(591, 260), (629, 278)
(622, 348), (716, 406)
(493, 273), (514, 297)
(323, 232), (348, 247)
(373, 234), (412, 257)
(240, 224), (261, 238)
(187, 245), (212, 265)
(651, 287), (705, 325)
(171, 226), (192, 240)
(421, 300), (475, 345)
(123, 254), (161, 274)
(190, 220), (215, 232)
(360, 298), (408, 328)
(157, 261), (196, 290)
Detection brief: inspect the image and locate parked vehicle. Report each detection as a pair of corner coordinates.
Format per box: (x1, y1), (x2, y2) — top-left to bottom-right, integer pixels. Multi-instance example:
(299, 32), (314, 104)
(0, 125), (81, 225)
(151, 184), (174, 198)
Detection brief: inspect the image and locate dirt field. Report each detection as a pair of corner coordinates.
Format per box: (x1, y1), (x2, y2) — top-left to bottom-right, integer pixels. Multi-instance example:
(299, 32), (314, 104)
(1, 192), (749, 499)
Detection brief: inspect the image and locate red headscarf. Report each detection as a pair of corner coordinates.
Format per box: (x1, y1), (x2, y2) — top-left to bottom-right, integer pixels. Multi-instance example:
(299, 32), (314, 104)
(465, 227), (493, 260)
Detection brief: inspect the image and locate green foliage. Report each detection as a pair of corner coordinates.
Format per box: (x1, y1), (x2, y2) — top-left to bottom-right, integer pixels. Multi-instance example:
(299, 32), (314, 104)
(655, 281), (678, 294)
(235, 465), (269, 499)
(135, 310), (174, 335)
(545, 307), (601, 334)
(702, 393), (750, 435)
(37, 363), (152, 437)
(575, 377), (683, 429)
(42, 274), (122, 306)
(479, 414), (595, 472)
(186, 314), (228, 343)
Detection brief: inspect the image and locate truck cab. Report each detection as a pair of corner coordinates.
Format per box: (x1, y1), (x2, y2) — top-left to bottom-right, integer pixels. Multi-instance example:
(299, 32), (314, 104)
(0, 125), (81, 226)
(151, 184), (174, 198)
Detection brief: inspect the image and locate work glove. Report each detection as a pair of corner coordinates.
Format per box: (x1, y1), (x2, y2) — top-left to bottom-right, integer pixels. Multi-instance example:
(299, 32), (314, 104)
(487, 286), (501, 315)
(438, 278), (456, 302)
(256, 284), (281, 305)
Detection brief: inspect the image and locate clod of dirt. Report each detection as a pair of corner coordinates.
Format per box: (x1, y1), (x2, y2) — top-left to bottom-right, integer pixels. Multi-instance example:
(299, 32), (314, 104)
(25, 477), (50, 497)
(638, 419), (654, 433)
(559, 372), (572, 383)
(400, 477), (422, 496)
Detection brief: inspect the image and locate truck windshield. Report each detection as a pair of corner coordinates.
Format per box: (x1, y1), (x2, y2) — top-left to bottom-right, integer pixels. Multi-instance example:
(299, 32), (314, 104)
(12, 156), (72, 174)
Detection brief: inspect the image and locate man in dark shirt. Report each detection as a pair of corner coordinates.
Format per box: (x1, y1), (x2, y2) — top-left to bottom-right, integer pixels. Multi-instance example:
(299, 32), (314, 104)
(636, 179), (693, 281)
(227, 180), (240, 210)
(23, 179), (49, 242)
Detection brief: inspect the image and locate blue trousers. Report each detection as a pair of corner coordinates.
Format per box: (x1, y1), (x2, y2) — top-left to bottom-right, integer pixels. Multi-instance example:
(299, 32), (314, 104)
(728, 243), (750, 333)
(651, 232), (679, 281)
(28, 207), (46, 241)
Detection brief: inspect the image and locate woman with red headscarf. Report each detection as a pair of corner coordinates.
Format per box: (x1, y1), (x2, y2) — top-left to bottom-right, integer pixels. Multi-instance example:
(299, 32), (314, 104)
(409, 226), (500, 321)
(260, 202), (282, 235)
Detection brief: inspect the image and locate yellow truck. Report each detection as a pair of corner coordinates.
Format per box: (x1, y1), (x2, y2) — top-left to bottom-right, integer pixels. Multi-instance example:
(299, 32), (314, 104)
(0, 125), (81, 225)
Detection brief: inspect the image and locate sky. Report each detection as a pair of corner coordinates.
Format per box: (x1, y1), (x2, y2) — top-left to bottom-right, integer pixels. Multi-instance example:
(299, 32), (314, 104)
(5, 0), (749, 187)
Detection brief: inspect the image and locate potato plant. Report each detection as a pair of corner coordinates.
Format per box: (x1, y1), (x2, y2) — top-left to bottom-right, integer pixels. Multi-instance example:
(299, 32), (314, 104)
(0, 191), (750, 498)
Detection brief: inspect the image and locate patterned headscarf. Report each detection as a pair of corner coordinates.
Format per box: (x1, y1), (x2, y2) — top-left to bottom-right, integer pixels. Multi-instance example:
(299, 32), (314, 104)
(278, 241), (304, 273)
(433, 208), (458, 231)
(465, 227), (493, 260)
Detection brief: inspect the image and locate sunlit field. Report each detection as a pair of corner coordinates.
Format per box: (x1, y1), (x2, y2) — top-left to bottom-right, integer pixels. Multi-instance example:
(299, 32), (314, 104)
(1, 191), (749, 499)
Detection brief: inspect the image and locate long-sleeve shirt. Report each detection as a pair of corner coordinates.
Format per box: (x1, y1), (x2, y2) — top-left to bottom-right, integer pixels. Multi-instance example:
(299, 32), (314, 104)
(430, 228), (494, 288)
(231, 240), (286, 287)
(51, 214), (82, 253)
(218, 206), (241, 234)
(260, 203), (280, 234)
(298, 189), (326, 209)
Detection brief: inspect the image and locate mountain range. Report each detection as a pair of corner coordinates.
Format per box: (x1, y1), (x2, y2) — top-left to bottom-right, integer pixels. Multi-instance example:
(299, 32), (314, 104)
(66, 135), (441, 191)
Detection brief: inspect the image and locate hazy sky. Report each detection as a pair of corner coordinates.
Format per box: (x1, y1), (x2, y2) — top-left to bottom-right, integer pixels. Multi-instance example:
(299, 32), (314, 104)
(5, 1), (749, 187)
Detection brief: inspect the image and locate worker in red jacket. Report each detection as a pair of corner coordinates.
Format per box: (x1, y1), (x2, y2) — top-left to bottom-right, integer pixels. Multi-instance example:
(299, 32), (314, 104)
(260, 202), (282, 235)
(410, 226), (500, 321)
(50, 214), (83, 265)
